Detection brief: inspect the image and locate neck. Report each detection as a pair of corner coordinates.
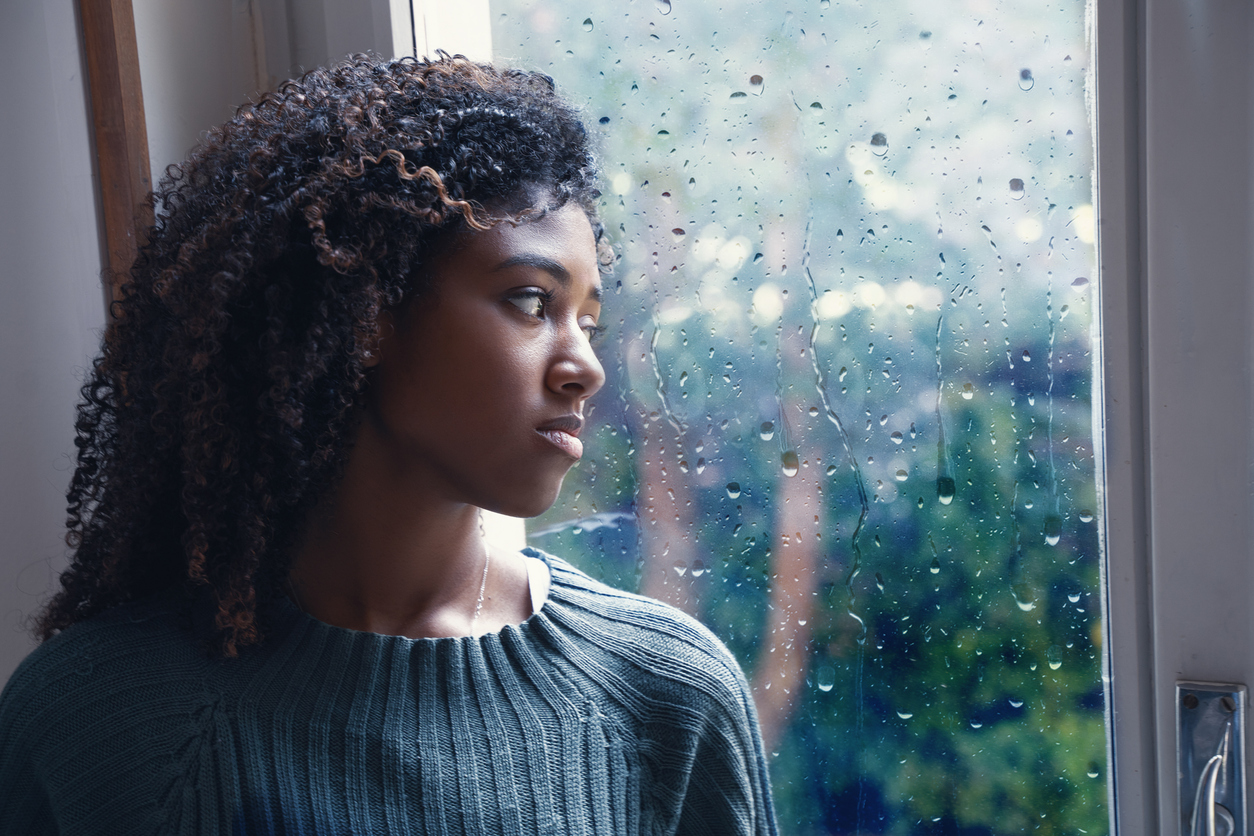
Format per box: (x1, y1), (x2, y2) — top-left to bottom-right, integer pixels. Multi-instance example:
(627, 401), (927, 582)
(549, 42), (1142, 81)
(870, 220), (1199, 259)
(288, 422), (490, 638)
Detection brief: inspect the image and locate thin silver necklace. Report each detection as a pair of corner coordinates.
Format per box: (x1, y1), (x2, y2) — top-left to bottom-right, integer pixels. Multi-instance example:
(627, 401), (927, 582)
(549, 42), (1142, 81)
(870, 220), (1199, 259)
(471, 512), (491, 631)
(287, 518), (492, 634)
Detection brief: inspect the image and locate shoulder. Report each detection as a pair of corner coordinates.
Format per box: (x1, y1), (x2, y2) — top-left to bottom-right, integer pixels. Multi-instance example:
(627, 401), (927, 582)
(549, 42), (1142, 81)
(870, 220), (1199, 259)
(0, 592), (209, 759)
(528, 549), (756, 714)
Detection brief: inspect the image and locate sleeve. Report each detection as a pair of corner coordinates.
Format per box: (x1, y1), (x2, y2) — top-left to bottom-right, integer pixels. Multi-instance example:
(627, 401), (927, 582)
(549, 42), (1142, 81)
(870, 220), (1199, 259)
(673, 658), (779, 836)
(0, 666), (61, 835)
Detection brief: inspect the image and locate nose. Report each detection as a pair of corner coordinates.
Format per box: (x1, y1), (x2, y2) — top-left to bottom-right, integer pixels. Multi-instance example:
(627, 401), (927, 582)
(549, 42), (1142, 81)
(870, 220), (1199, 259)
(547, 324), (606, 403)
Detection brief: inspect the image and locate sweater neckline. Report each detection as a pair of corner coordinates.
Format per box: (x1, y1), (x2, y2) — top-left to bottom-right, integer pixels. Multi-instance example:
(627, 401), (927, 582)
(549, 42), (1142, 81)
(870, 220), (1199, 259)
(274, 547), (559, 648)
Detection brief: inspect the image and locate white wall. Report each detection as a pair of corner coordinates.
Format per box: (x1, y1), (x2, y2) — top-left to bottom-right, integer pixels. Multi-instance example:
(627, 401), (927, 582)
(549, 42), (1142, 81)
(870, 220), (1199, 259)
(0, 0), (109, 681)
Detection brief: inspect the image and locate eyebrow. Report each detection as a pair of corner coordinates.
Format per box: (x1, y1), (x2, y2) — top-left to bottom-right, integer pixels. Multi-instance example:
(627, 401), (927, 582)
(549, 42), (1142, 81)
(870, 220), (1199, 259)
(495, 254), (604, 302)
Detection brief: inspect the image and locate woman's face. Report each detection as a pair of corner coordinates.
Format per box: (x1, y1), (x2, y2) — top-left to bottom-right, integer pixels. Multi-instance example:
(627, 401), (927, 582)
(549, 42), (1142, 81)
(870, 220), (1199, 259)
(365, 201), (606, 517)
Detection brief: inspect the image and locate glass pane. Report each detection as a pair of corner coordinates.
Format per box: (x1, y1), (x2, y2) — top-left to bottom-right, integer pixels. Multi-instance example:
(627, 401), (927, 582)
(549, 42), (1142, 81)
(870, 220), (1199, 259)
(494, 2), (1106, 833)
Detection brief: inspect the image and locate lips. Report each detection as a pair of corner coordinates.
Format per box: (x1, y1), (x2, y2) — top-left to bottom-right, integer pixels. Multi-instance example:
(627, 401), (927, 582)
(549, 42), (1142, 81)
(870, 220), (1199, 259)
(536, 415), (585, 460)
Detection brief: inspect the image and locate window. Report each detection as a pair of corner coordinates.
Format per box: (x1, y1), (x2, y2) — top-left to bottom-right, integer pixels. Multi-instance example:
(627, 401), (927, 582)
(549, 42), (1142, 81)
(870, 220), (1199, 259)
(494, 1), (1107, 832)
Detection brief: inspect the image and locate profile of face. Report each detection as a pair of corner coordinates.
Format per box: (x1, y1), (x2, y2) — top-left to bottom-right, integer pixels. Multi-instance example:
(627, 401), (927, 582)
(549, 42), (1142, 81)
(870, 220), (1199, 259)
(364, 201), (606, 518)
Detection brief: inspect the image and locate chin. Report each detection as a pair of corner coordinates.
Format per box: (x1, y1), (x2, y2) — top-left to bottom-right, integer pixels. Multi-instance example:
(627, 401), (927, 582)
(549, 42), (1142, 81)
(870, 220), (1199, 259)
(488, 478), (565, 519)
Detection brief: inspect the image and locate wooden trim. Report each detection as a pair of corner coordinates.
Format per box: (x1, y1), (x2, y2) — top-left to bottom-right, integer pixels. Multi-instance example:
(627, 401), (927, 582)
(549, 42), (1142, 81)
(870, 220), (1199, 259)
(78, 0), (152, 313)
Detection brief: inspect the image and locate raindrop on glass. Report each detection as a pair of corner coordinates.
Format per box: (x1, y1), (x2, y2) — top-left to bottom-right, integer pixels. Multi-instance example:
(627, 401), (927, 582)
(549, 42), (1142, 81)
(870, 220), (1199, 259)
(582, 17), (594, 31)
(1079, 509), (1094, 523)
(890, 431), (904, 444)
(726, 482), (742, 499)
(673, 561), (687, 577)
(875, 572), (885, 592)
(1018, 68), (1035, 90)
(1044, 514), (1062, 546)
(781, 451), (800, 477)
(1047, 645), (1063, 670)
(1067, 592), (1082, 603)
(691, 559), (706, 578)
(897, 711), (914, 720)
(655, 0), (672, 14)
(969, 721), (983, 729)
(1009, 178), (1025, 199)
(1022, 349), (1031, 362)
(870, 132), (888, 156)
(1072, 276), (1089, 289)
(961, 383), (975, 399)
(1009, 698), (1024, 708)
(816, 666), (836, 692)
(759, 421), (775, 440)
(929, 556), (941, 574)
(937, 476), (956, 505)
(895, 469), (909, 482)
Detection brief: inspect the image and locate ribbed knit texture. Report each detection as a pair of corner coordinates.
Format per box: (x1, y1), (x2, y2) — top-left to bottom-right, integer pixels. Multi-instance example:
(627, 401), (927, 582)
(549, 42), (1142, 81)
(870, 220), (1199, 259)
(0, 551), (777, 835)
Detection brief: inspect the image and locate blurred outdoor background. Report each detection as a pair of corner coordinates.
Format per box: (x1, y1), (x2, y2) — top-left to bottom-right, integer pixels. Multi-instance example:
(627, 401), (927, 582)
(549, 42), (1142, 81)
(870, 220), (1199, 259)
(494, 1), (1105, 833)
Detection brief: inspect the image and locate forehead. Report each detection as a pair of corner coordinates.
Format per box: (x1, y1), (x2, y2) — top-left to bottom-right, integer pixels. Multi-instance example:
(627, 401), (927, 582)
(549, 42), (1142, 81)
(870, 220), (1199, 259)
(436, 202), (602, 290)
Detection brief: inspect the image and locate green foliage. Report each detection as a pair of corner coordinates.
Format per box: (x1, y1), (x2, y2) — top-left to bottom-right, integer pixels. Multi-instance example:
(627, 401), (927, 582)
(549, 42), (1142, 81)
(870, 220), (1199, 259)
(494, 0), (1105, 832)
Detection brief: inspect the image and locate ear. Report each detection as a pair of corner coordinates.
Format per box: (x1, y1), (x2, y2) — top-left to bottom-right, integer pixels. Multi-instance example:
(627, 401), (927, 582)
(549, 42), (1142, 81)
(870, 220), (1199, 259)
(361, 309), (395, 369)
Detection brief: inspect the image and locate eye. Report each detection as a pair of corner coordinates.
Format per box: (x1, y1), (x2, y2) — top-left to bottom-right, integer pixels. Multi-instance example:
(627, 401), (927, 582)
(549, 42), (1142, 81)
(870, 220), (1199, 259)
(506, 289), (551, 318)
(581, 320), (606, 344)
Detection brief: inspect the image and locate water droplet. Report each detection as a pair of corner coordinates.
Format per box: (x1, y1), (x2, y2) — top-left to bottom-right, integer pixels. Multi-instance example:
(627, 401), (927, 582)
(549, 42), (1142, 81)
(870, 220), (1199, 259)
(897, 711), (914, 720)
(749, 74), (764, 90)
(819, 0), (830, 8)
(825, 465), (837, 476)
(781, 451), (800, 477)
(1009, 178), (1025, 199)
(752, 252), (764, 263)
(1044, 514), (1062, 546)
(1022, 349), (1031, 362)
(809, 101), (822, 109)
(1072, 276), (1089, 289)
(937, 476), (956, 505)
(927, 556), (940, 575)
(725, 482), (741, 499)
(691, 559), (706, 577)
(895, 469), (909, 482)
(1018, 68), (1035, 90)
(1009, 698), (1024, 708)
(582, 17), (594, 30)
(671, 227), (686, 238)
(870, 132), (888, 156)
(890, 431), (904, 444)
(655, 0), (672, 14)
(1013, 583), (1037, 611)
(598, 116), (610, 125)
(838, 366), (848, 382)
(759, 421), (775, 441)
(678, 459), (689, 473)
(816, 666), (835, 692)
(835, 229), (843, 242)
(1047, 645), (1063, 670)
(875, 572), (885, 592)
(1087, 763), (1100, 779)
(1068, 592), (1082, 603)
(1079, 509), (1094, 523)
(969, 721), (983, 729)
(961, 383), (975, 400)
(673, 561), (687, 577)
(696, 457), (706, 474)
(809, 406), (820, 417)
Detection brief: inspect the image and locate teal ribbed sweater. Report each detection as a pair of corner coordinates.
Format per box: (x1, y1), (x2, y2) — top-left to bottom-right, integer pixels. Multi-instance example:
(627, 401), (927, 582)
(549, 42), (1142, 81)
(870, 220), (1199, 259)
(0, 551), (776, 835)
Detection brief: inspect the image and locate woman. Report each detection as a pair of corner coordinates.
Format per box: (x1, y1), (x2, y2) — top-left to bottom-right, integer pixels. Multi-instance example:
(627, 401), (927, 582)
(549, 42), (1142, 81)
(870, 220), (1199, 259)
(0, 55), (776, 834)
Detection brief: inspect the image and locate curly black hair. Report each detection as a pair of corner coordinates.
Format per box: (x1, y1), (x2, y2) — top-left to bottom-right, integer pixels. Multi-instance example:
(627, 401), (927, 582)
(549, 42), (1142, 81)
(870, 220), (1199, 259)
(39, 54), (606, 656)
